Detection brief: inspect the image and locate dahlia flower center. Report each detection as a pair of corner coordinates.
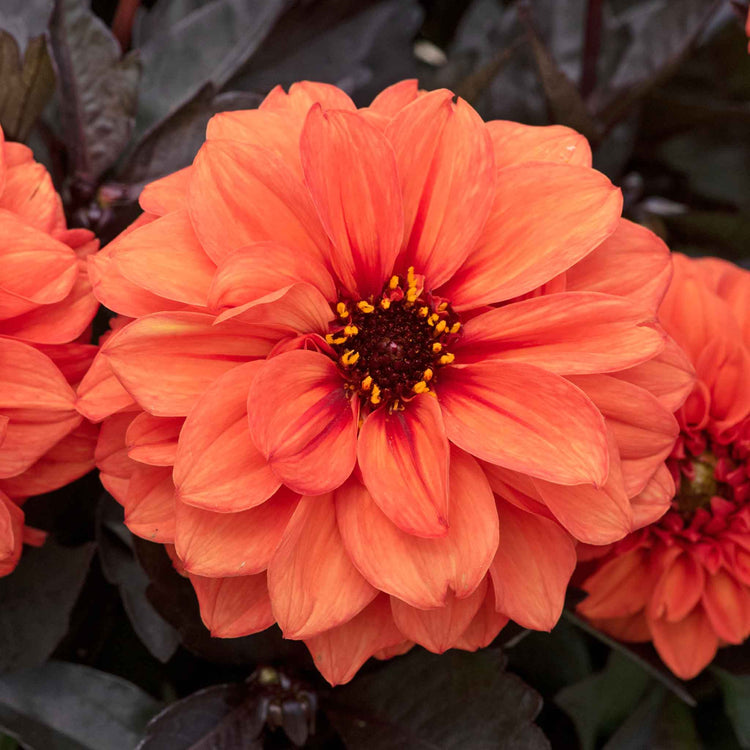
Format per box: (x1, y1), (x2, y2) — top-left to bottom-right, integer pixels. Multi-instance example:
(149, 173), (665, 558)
(325, 267), (461, 411)
(669, 427), (749, 518)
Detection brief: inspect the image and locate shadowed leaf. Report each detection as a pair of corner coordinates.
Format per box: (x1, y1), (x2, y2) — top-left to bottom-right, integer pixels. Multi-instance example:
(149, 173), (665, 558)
(0, 541), (94, 672)
(328, 648), (549, 749)
(49, 0), (139, 183)
(0, 31), (55, 141)
(0, 661), (160, 750)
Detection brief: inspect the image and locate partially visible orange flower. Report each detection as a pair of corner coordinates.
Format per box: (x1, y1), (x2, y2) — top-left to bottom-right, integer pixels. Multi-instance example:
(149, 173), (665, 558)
(0, 125), (100, 575)
(578, 254), (750, 680)
(79, 80), (692, 684)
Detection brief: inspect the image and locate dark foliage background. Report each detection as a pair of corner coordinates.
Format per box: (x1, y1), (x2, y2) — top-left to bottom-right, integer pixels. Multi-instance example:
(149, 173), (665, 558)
(0, 0), (749, 747)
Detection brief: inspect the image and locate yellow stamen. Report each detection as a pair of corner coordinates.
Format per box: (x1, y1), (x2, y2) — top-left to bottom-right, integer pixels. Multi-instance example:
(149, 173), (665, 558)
(389, 275), (399, 290)
(380, 298), (391, 310)
(328, 335), (347, 345)
(344, 324), (359, 336)
(434, 320), (447, 334)
(407, 266), (416, 288)
(340, 350), (360, 366)
(406, 287), (418, 303)
(361, 375), (373, 391)
(432, 342), (443, 353)
(439, 352), (455, 365)
(423, 368), (434, 381)
(450, 322), (461, 334)
(370, 384), (382, 405)
(418, 306), (429, 318)
(412, 380), (429, 394)
(325, 333), (335, 344)
(336, 302), (349, 318)
(357, 301), (375, 313)
(427, 313), (439, 326)
(437, 302), (448, 312)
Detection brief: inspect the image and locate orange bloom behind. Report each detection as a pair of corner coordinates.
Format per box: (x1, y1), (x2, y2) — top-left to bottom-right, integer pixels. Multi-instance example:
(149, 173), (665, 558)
(577, 254), (750, 680)
(79, 81), (692, 684)
(0, 125), (100, 575)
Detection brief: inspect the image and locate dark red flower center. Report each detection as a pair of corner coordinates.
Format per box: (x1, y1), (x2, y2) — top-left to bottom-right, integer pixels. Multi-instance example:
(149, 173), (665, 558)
(326, 267), (462, 411)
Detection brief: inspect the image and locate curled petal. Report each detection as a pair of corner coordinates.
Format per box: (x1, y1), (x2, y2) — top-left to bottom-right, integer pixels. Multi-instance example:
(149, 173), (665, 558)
(357, 394), (449, 537)
(649, 607), (718, 680)
(175, 361), (279, 511)
(126, 413), (183, 466)
(247, 351), (357, 496)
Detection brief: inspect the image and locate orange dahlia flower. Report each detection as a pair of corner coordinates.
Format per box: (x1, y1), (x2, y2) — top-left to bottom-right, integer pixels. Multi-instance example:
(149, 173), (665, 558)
(0, 125), (100, 575)
(79, 80), (692, 684)
(577, 253), (750, 680)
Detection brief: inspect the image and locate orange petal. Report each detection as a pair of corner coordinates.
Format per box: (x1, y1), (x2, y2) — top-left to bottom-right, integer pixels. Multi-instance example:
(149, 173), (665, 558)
(247, 351), (358, 496)
(701, 569), (749, 644)
(336, 448), (498, 609)
(490, 499), (576, 630)
(301, 107), (402, 296)
(443, 163), (621, 309)
(0, 420), (97, 498)
(304, 594), (404, 686)
(629, 463), (673, 529)
(0, 491), (24, 575)
(0, 160), (65, 235)
(190, 572), (274, 638)
(357, 394), (449, 537)
(613, 335), (695, 413)
(0, 211), (77, 318)
(124, 464), (176, 542)
(260, 81), (356, 120)
(189, 139), (328, 265)
(453, 584), (509, 651)
(439, 360), (609, 486)
(103, 312), (275, 416)
(0, 338), (80, 477)
(649, 607), (718, 680)
(578, 548), (654, 620)
(590, 611), (652, 642)
(126, 413), (183, 466)
(486, 120), (592, 168)
(138, 167), (192, 215)
(207, 110), (304, 177)
(570, 374), (679, 496)
(267, 494), (377, 639)
(533, 431), (632, 544)
(480, 462), (553, 519)
(390, 580), (487, 653)
(214, 283), (335, 336)
(455, 291), (664, 374)
(368, 80), (419, 117)
(693, 255), (750, 341)
(76, 346), (137, 423)
(648, 552), (705, 623)
(0, 267), (99, 345)
(565, 218), (672, 314)
(112, 210), (217, 306)
(88, 242), (188, 318)
(208, 242), (336, 311)
(175, 487), (299, 577)
(95, 411), (138, 479)
(385, 90), (494, 288)
(33, 342), (96, 386)
(174, 362), (280, 511)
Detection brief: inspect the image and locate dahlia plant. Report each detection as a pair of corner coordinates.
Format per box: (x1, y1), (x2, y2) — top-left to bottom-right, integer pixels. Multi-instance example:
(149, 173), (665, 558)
(78, 80), (692, 684)
(0, 125), (100, 576)
(578, 253), (749, 679)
